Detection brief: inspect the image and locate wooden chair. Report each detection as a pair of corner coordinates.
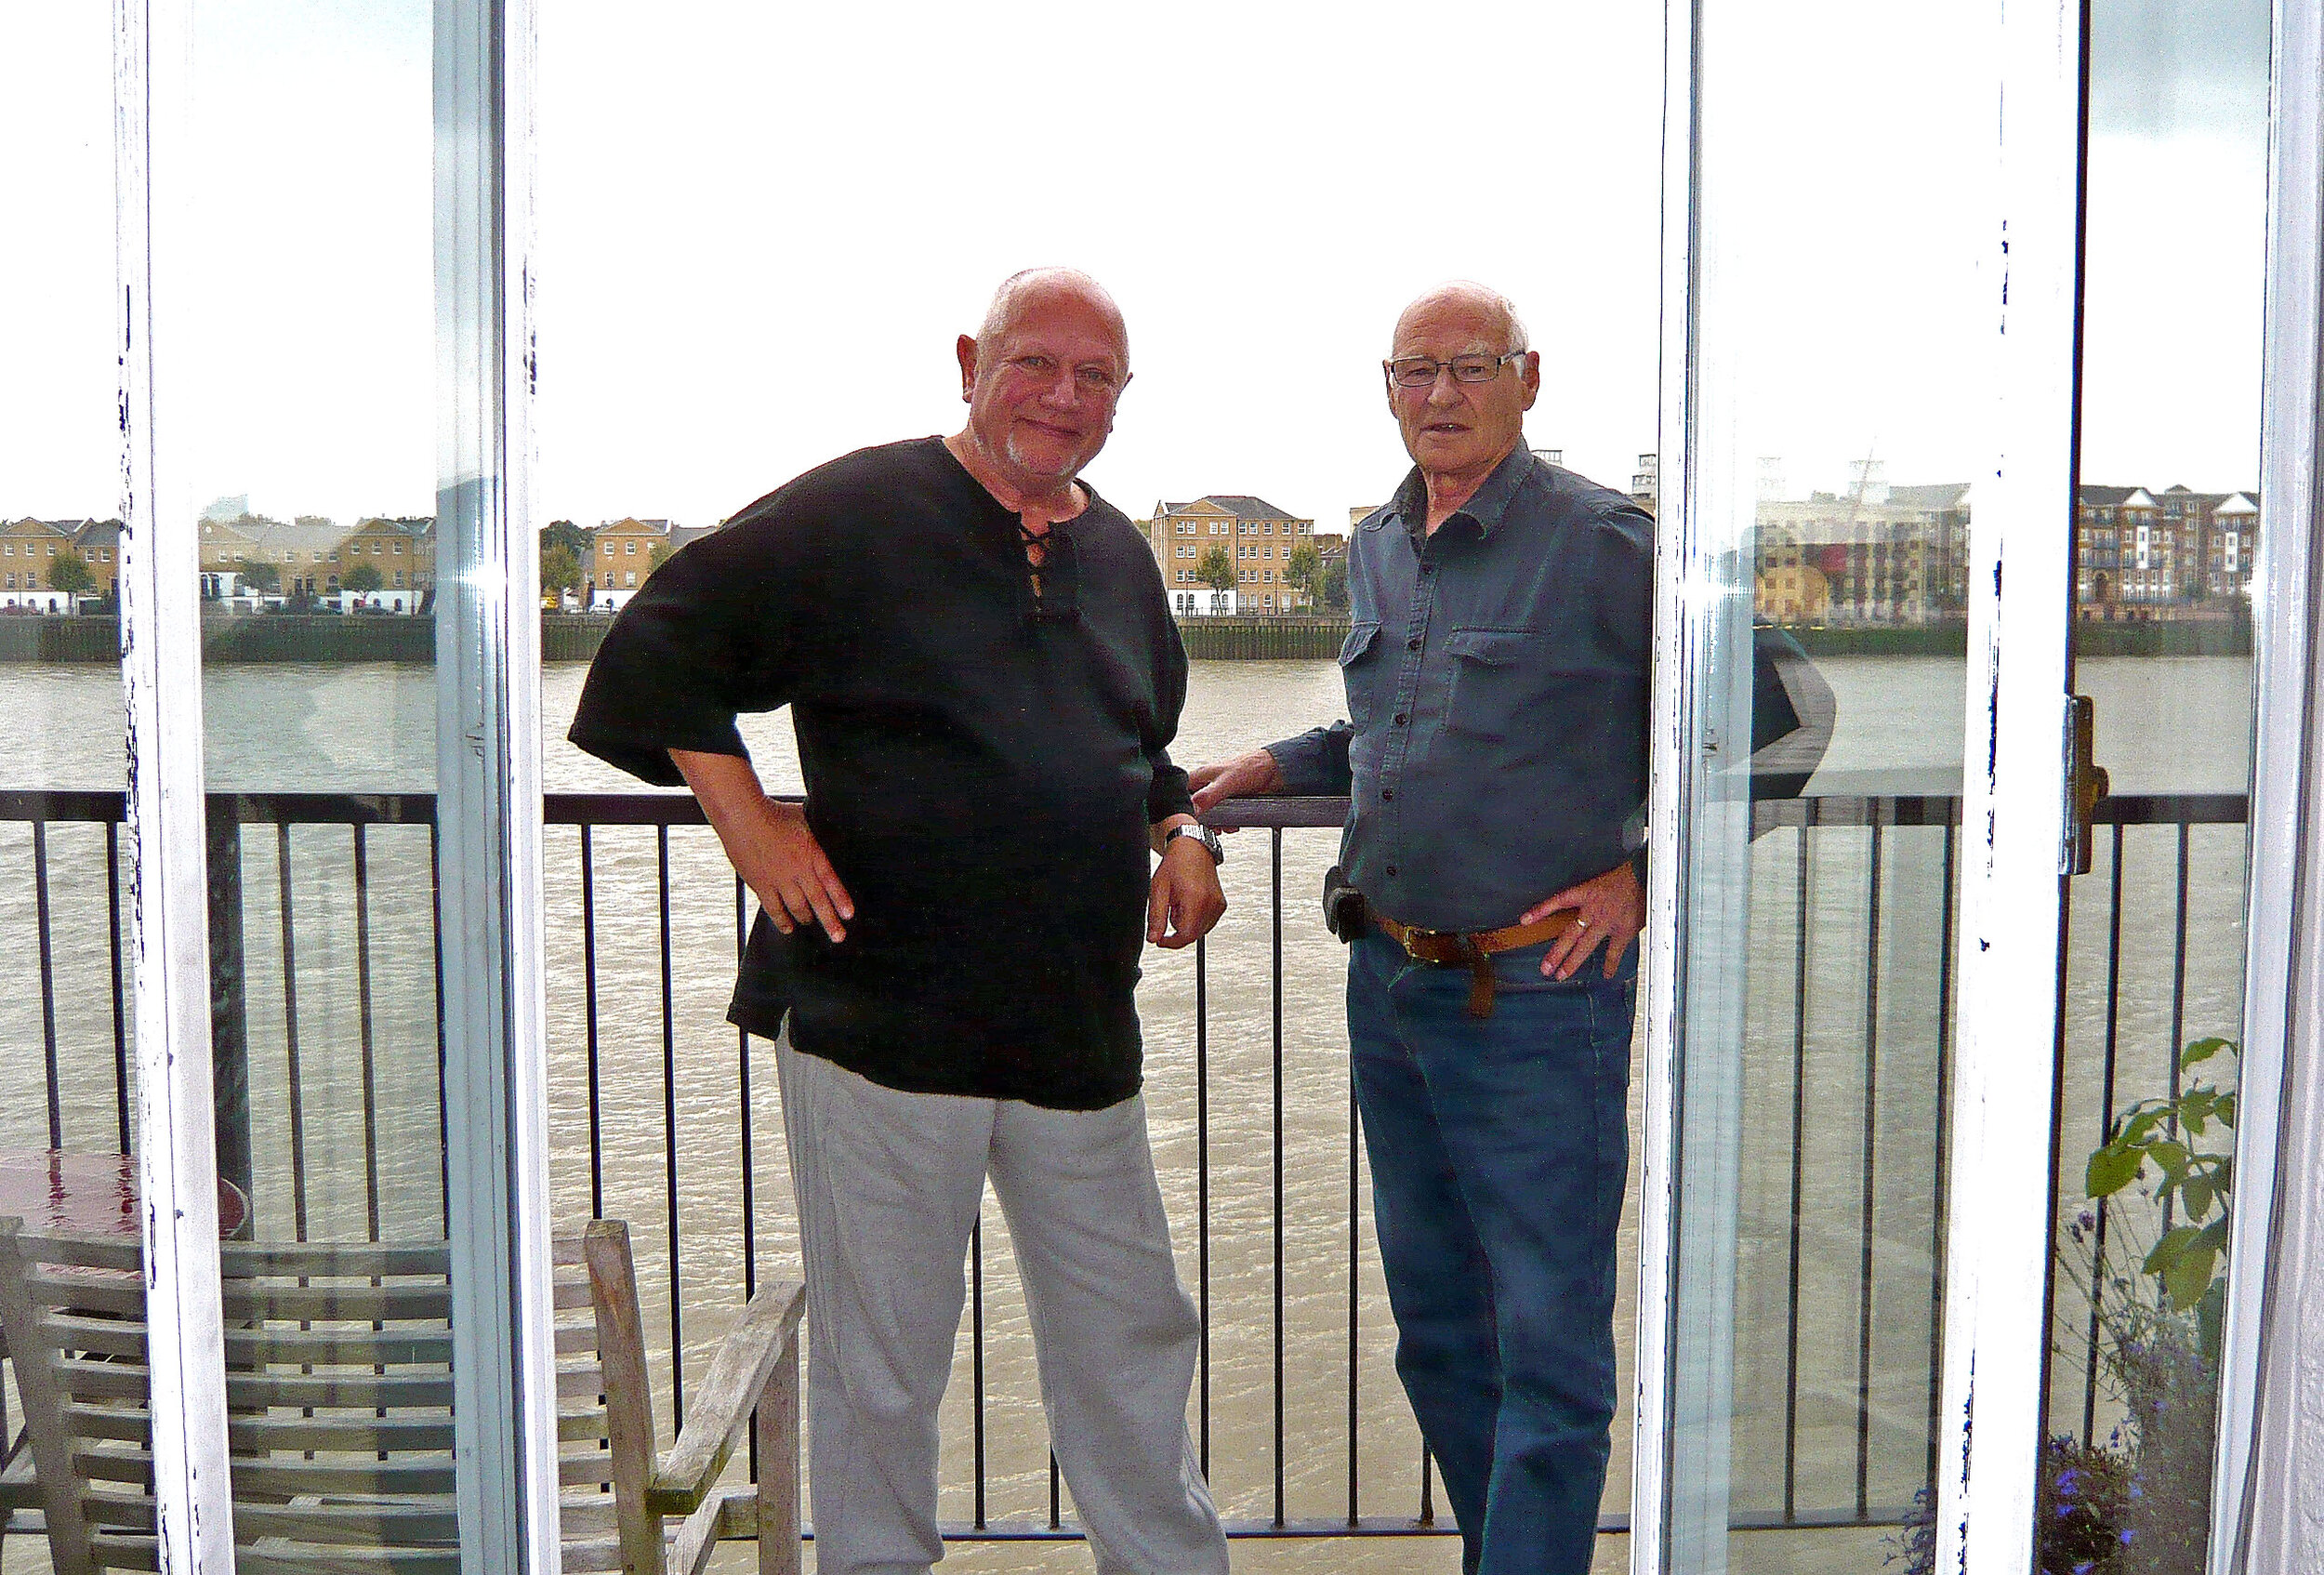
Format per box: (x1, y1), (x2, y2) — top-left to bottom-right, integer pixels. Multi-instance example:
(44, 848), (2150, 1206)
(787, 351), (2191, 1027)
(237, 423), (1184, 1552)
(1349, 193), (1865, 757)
(0, 1217), (803, 1574)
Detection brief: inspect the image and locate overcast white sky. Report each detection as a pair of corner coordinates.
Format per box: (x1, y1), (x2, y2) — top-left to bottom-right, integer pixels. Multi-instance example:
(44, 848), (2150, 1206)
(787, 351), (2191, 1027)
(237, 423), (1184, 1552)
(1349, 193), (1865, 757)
(0, 1), (2270, 532)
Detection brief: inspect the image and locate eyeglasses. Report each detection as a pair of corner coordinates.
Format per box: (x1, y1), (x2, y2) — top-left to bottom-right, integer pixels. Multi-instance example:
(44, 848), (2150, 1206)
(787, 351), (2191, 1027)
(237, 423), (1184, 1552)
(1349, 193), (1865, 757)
(1383, 351), (1529, 390)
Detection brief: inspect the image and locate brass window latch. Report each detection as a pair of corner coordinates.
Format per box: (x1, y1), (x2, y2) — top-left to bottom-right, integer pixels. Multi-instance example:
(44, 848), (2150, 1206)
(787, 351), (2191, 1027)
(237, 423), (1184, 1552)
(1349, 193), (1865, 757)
(2063, 694), (2110, 876)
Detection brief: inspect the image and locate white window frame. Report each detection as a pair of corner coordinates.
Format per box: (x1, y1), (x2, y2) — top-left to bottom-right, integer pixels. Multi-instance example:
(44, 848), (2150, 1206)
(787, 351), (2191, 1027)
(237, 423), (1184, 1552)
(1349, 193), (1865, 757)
(114, 1), (557, 1568)
(2213, 0), (2324, 1560)
(1632, 0), (2090, 1569)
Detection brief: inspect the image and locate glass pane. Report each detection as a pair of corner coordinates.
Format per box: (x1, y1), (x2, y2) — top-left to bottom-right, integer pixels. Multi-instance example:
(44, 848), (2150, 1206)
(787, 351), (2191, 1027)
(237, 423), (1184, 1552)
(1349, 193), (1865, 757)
(2043, 3), (2270, 1570)
(179, 0), (455, 1557)
(186, 0), (440, 1234)
(535, 5), (1658, 1570)
(0, 13), (142, 1524)
(0, 7), (135, 1137)
(1665, 6), (1990, 1569)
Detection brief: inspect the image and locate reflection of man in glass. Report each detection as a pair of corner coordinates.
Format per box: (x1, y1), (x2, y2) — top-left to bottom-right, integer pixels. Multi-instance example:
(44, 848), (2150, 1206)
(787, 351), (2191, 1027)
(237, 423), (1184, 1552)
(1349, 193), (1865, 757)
(1194, 282), (1651, 1575)
(570, 269), (1231, 1575)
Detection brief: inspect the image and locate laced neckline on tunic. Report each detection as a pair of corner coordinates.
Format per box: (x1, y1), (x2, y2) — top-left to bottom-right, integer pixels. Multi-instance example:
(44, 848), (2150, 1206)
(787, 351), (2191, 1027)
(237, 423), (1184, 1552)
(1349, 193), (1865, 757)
(1016, 517), (1076, 626)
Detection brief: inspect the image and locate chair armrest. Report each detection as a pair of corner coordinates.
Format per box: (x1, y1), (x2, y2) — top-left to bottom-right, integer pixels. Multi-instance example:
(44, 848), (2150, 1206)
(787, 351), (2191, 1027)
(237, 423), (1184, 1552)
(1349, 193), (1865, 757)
(647, 1280), (805, 1515)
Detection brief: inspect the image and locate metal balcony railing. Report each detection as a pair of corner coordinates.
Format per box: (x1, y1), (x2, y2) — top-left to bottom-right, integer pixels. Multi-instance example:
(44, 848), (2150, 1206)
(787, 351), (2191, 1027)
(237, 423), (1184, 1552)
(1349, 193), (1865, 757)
(0, 786), (2251, 1555)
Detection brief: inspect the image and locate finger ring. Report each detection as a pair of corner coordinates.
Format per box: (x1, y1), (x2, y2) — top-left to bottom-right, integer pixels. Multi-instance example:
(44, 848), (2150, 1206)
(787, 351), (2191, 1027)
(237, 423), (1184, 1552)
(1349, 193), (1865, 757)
(1576, 918), (1590, 929)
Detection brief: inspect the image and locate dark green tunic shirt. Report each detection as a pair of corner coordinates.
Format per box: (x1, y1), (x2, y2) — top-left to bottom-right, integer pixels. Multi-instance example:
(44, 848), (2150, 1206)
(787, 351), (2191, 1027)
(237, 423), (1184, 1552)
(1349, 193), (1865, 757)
(568, 437), (1195, 1109)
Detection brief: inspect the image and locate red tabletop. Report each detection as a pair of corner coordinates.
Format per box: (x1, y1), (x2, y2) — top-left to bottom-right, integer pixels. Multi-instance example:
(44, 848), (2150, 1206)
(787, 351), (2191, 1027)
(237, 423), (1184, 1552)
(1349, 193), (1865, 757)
(0, 1150), (248, 1241)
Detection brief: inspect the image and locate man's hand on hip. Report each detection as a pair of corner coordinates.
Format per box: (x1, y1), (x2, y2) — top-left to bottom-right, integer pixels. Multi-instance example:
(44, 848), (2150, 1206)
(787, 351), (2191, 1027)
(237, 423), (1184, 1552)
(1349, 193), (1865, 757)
(1148, 820), (1226, 948)
(1188, 748), (1285, 818)
(670, 748), (854, 943)
(1522, 859), (1644, 981)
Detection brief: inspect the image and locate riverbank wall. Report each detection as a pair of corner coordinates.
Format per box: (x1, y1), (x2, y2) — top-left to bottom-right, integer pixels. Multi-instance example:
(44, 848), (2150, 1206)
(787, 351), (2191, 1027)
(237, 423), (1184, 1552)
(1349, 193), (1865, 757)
(0, 615), (620, 664)
(1171, 618), (2253, 661)
(0, 613), (2253, 663)
(1787, 620), (2252, 658)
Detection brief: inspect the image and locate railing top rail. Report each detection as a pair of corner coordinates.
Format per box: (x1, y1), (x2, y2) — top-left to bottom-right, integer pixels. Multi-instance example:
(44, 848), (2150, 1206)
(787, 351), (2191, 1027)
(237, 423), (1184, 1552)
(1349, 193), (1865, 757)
(0, 788), (2252, 830)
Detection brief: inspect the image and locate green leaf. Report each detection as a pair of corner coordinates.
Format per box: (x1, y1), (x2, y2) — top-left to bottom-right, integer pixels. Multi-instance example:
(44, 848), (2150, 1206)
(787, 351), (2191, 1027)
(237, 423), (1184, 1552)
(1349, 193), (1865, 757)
(2146, 1139), (2191, 1185)
(2118, 1106), (2168, 1146)
(2085, 1144), (2145, 1199)
(2144, 1224), (2200, 1277)
(2182, 1036), (2235, 1070)
(2164, 1241), (2219, 1310)
(2180, 1173), (2214, 1222)
(2218, 1092), (2238, 1129)
(2198, 1282), (2227, 1368)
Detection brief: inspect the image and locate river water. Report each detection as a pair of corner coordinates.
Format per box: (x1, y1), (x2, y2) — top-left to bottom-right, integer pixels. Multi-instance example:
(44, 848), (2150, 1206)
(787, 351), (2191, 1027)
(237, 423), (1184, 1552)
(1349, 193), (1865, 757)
(0, 655), (2254, 1575)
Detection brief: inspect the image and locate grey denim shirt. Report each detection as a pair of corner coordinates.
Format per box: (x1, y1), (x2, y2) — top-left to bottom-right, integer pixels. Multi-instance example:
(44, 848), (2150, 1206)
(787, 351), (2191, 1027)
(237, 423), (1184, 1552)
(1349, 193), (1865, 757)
(1269, 446), (1653, 933)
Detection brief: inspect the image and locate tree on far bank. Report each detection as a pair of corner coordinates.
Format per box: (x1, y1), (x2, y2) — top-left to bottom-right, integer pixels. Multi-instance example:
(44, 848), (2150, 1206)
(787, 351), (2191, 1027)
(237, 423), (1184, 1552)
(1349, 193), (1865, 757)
(542, 543), (582, 598)
(343, 562), (384, 594)
(232, 557), (280, 593)
(48, 555), (94, 596)
(1196, 545), (1235, 592)
(1283, 542), (1323, 608)
(1321, 557), (1349, 612)
(542, 519), (592, 564)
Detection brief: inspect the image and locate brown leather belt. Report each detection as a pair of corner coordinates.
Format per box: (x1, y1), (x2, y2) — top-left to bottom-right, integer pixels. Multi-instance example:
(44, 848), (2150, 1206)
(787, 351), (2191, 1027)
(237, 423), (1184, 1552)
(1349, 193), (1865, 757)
(1372, 909), (1587, 1019)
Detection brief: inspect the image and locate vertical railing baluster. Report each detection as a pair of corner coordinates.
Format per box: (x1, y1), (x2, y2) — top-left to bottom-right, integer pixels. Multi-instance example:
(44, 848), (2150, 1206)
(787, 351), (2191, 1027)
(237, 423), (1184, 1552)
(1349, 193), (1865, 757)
(2161, 823), (2192, 1236)
(1419, 1449), (1434, 1527)
(278, 822), (309, 1241)
(351, 821), (387, 1444)
(210, 806), (255, 1211)
(1050, 1450), (1062, 1530)
(431, 819), (449, 1235)
(1928, 817), (1958, 1491)
(353, 825), (381, 1238)
(106, 822), (129, 1155)
(1195, 931), (1210, 1477)
(735, 875), (756, 1300)
(1784, 807), (1814, 1522)
(33, 822), (60, 1151)
(2085, 822), (2127, 1443)
(658, 824), (683, 1427)
(1272, 827), (1286, 1529)
(1347, 1074), (1360, 1527)
(1856, 816), (1883, 1520)
(734, 872), (759, 1484)
(971, 1217), (987, 1529)
(581, 825), (603, 1219)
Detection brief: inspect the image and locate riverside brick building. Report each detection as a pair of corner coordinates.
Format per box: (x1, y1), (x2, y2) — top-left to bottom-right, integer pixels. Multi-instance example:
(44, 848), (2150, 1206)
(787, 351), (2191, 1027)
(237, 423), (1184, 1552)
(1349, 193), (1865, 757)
(1144, 496), (1316, 615)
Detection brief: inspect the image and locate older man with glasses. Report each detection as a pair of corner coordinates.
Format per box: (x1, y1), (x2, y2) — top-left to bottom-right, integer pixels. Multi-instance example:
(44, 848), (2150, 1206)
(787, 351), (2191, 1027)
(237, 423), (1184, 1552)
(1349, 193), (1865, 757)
(572, 268), (1231, 1575)
(1193, 280), (1653, 1575)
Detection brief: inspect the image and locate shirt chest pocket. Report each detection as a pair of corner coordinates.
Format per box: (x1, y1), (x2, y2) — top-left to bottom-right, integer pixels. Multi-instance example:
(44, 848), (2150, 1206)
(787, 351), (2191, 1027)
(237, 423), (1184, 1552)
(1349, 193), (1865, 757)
(1338, 620), (1390, 732)
(1443, 626), (1567, 744)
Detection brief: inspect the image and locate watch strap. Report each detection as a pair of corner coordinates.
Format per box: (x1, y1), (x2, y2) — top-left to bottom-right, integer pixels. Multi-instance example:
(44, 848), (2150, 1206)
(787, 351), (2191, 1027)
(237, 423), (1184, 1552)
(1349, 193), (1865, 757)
(1166, 821), (1225, 865)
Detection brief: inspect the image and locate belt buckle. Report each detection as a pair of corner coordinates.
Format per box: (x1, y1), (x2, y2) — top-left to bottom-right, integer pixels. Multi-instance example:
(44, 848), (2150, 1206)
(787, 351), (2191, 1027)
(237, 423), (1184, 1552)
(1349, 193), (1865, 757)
(1397, 925), (1438, 961)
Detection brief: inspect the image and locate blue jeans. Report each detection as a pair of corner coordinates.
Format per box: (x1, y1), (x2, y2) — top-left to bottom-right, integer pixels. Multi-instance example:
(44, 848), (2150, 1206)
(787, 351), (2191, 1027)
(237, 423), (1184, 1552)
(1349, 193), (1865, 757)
(1346, 932), (1634, 1575)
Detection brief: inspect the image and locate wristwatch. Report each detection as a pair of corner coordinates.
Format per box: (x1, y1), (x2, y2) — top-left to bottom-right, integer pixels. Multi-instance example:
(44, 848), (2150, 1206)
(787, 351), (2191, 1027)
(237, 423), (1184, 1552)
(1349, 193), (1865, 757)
(1165, 821), (1225, 865)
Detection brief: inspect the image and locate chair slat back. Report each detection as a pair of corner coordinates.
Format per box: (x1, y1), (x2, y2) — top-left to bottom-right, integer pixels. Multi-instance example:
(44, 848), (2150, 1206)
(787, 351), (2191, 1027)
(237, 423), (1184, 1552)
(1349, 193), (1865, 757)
(0, 1219), (630, 1574)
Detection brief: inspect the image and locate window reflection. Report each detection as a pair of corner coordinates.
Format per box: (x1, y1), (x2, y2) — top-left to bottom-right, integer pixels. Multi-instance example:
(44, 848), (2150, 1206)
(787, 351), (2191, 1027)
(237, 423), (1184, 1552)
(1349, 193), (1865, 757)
(2043, 4), (2270, 1572)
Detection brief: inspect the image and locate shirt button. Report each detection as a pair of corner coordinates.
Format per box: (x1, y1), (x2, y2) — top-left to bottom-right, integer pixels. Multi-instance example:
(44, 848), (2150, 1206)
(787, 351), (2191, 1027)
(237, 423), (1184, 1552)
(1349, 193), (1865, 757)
(1406, 636), (1421, 651)
(1393, 712), (1408, 725)
(1381, 788), (1394, 801)
(1419, 563), (1435, 576)
(1385, 864), (1399, 877)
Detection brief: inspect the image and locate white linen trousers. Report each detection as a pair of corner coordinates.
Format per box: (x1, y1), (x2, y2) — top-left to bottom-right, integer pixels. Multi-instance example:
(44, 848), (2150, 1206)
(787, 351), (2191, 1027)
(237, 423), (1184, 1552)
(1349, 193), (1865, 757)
(775, 1040), (1228, 1575)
